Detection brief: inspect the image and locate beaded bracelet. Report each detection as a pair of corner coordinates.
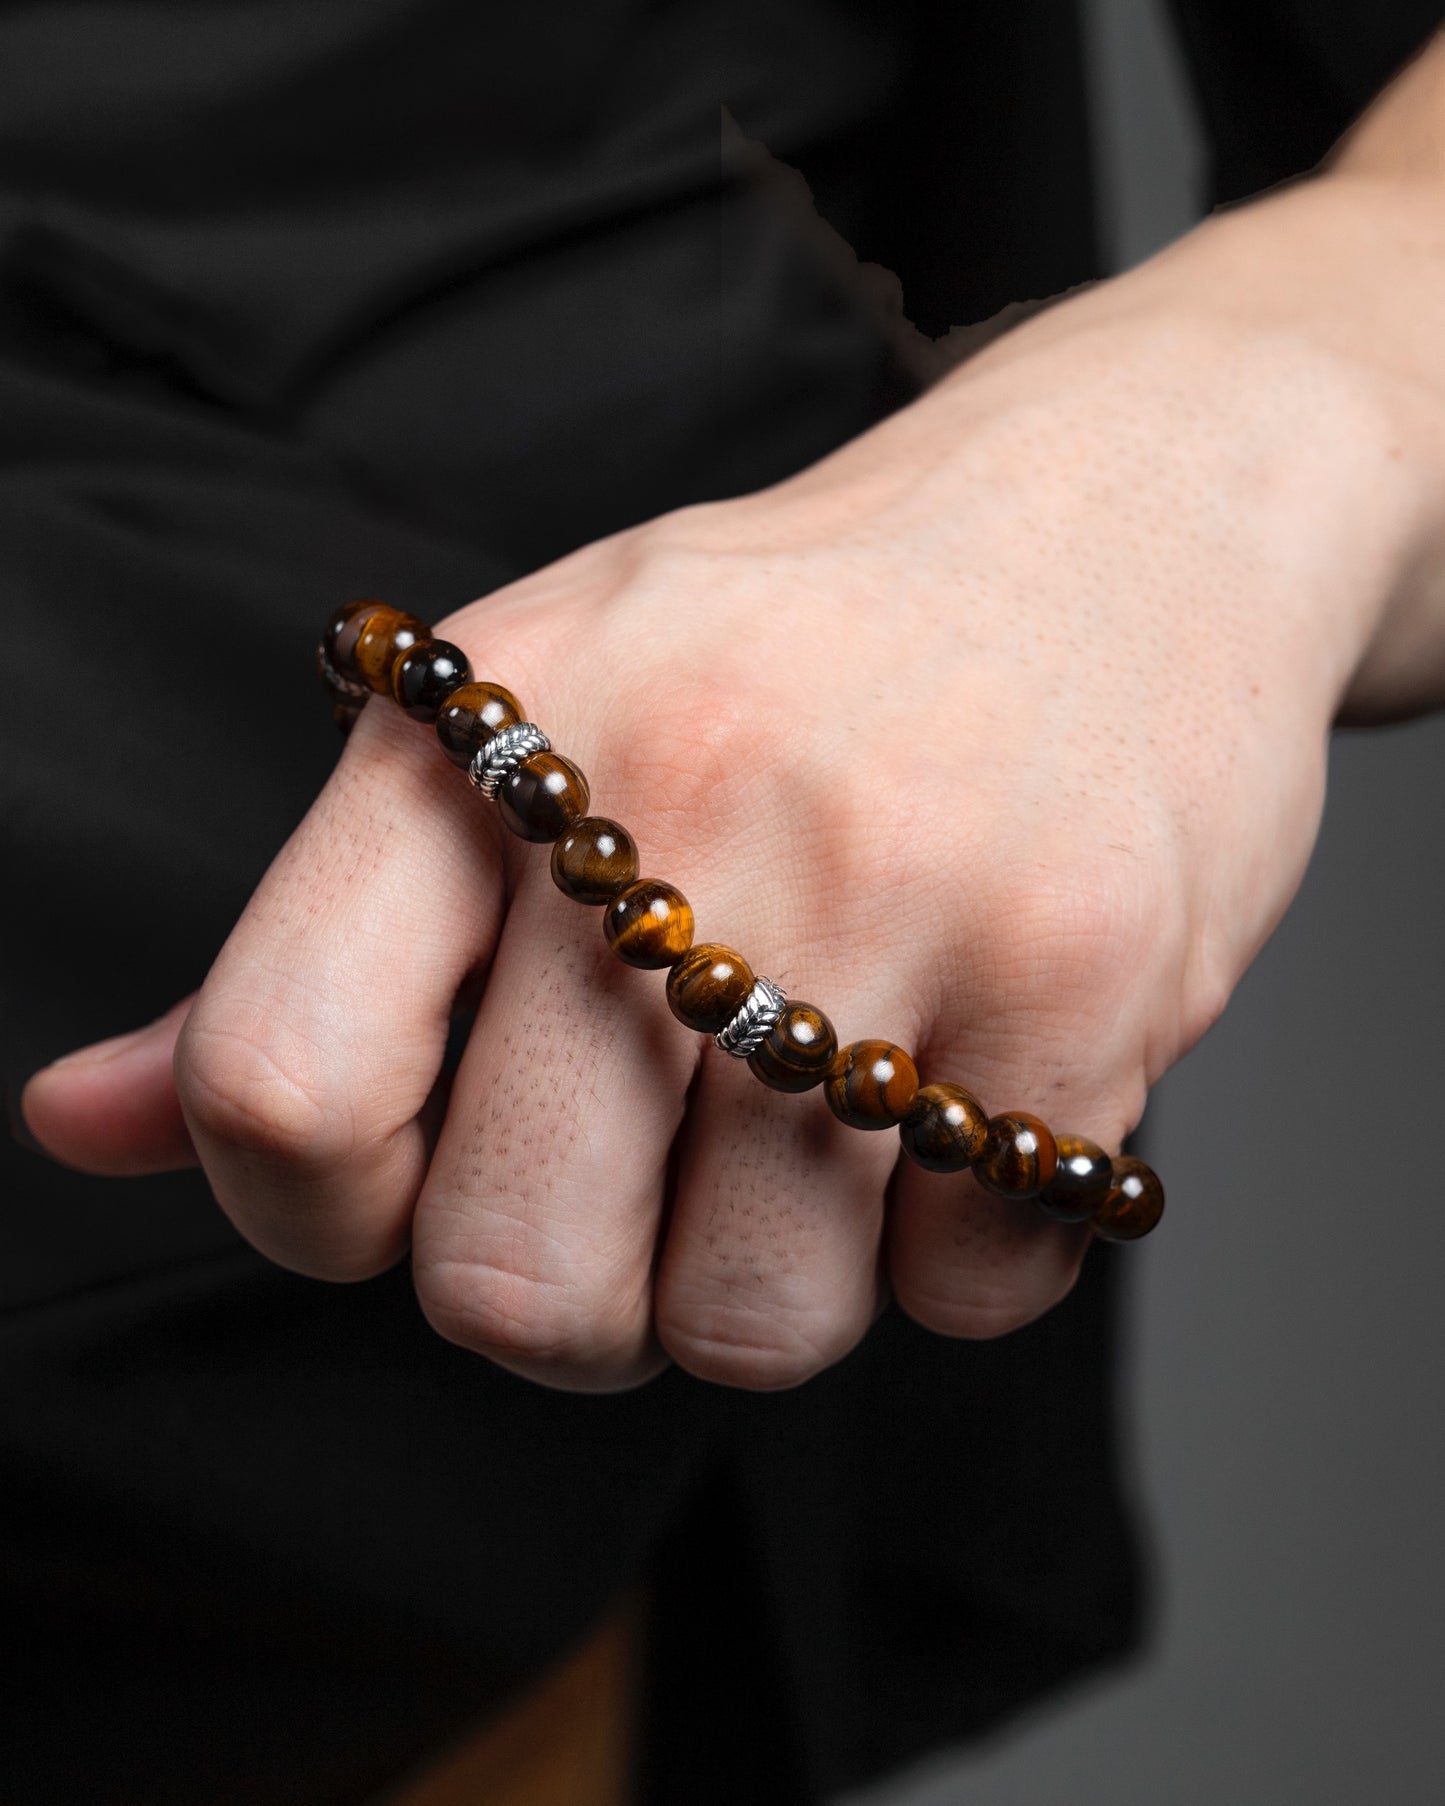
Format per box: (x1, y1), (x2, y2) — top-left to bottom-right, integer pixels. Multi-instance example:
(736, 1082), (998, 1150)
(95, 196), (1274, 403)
(317, 599), (1165, 1242)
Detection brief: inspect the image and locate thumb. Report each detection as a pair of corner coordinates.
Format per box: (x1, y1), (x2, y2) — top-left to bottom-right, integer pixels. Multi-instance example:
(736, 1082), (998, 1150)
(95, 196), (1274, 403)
(21, 996), (198, 1177)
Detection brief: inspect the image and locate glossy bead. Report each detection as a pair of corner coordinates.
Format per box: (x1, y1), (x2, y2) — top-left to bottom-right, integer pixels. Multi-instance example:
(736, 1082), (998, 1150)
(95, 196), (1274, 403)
(665, 944), (755, 1034)
(603, 879), (694, 969)
(825, 1040), (919, 1130)
(435, 681), (524, 769)
(1093, 1156), (1165, 1242)
(974, 1112), (1058, 1198)
(322, 597), (390, 681)
(899, 1082), (989, 1173)
(551, 816), (640, 905)
(747, 1001), (838, 1093)
(1040, 1133), (1113, 1222)
(496, 751), (590, 843)
(354, 606), (428, 692)
(390, 638), (473, 721)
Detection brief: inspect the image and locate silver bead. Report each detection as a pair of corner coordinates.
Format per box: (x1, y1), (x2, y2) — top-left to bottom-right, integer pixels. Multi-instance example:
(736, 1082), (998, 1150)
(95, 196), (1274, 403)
(715, 977), (787, 1058)
(468, 722), (551, 797)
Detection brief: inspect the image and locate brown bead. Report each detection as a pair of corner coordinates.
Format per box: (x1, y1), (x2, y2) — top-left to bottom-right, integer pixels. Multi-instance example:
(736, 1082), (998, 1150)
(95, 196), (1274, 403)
(1040, 1133), (1113, 1222)
(665, 944), (755, 1034)
(1093, 1156), (1165, 1242)
(496, 751), (590, 843)
(435, 681), (524, 769)
(353, 606), (428, 692)
(825, 1040), (919, 1130)
(390, 638), (473, 721)
(322, 598), (390, 682)
(899, 1082), (989, 1173)
(747, 1001), (838, 1093)
(551, 817), (640, 905)
(603, 879), (694, 969)
(975, 1111), (1058, 1198)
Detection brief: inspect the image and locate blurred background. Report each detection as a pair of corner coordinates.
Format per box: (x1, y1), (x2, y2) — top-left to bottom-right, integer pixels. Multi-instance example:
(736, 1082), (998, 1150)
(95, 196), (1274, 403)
(847, 2), (1445, 1801)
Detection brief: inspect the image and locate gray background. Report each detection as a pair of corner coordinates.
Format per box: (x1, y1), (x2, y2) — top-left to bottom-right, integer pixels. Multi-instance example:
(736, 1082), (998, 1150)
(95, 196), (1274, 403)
(847, 4), (1445, 1802)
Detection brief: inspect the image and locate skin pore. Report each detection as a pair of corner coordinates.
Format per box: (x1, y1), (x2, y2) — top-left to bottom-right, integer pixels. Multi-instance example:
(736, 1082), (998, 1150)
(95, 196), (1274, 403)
(22, 32), (1445, 1394)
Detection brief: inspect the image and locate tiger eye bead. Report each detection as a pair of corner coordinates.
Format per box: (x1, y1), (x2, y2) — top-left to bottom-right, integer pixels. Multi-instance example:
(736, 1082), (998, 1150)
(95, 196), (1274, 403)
(899, 1082), (989, 1173)
(603, 879), (694, 969)
(825, 1040), (919, 1130)
(1040, 1133), (1113, 1222)
(322, 597), (390, 681)
(1093, 1156), (1165, 1242)
(665, 944), (755, 1034)
(390, 638), (473, 721)
(551, 817), (640, 905)
(435, 681), (524, 768)
(496, 751), (590, 843)
(975, 1112), (1058, 1198)
(353, 606), (428, 692)
(747, 1001), (838, 1093)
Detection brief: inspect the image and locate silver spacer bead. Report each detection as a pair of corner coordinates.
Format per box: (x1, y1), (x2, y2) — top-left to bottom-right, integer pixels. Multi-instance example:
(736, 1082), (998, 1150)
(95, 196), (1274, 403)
(317, 646), (369, 700)
(715, 977), (787, 1058)
(468, 722), (551, 798)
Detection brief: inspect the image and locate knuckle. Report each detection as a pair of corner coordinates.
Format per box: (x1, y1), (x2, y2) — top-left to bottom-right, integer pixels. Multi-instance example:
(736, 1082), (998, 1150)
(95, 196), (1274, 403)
(414, 1253), (649, 1381)
(244, 1214), (407, 1287)
(655, 1299), (847, 1392)
(954, 863), (1159, 1046)
(894, 1258), (1083, 1342)
(995, 876), (1139, 994)
(175, 1014), (351, 1170)
(602, 679), (760, 844)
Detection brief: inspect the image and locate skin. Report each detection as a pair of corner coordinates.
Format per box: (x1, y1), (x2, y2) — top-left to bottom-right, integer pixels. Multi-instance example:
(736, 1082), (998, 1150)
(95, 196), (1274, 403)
(23, 36), (1445, 1393)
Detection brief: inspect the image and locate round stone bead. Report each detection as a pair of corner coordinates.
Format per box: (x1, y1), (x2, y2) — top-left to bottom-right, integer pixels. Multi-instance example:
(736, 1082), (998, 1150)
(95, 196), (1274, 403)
(747, 1001), (838, 1093)
(899, 1082), (989, 1173)
(825, 1040), (919, 1130)
(390, 638), (473, 721)
(354, 606), (428, 692)
(1093, 1156), (1165, 1242)
(551, 817), (640, 905)
(435, 681), (524, 769)
(974, 1111), (1058, 1198)
(496, 751), (590, 843)
(1040, 1133), (1113, 1222)
(665, 944), (755, 1034)
(603, 879), (694, 969)
(322, 597), (390, 683)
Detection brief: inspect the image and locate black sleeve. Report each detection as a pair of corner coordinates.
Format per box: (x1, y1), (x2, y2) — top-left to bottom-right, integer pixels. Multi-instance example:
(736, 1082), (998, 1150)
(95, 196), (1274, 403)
(1169, 0), (1442, 203)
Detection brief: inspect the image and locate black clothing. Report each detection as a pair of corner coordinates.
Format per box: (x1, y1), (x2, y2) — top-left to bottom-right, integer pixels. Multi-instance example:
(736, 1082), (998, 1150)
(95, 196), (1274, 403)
(2, 4), (1437, 1803)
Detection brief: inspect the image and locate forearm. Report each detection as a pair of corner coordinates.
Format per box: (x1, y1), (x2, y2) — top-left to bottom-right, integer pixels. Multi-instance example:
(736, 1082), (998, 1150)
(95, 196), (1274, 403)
(1332, 25), (1445, 190)
(935, 29), (1445, 724)
(1173, 26), (1445, 719)
(1320, 26), (1445, 716)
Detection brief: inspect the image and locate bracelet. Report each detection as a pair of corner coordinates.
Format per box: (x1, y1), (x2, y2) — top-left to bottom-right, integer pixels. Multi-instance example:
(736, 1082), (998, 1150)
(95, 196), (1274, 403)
(317, 599), (1165, 1242)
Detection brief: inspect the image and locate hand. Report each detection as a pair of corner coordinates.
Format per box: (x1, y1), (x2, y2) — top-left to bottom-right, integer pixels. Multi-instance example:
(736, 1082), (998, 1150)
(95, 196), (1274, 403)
(22, 173), (1444, 1392)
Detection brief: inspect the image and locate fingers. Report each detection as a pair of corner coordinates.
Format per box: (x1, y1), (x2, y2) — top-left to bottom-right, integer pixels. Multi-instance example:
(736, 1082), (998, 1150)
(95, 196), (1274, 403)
(172, 700), (508, 1281)
(411, 855), (698, 1392)
(886, 889), (1147, 1339)
(21, 996), (199, 1176)
(653, 993), (910, 1392)
(888, 1141), (1094, 1342)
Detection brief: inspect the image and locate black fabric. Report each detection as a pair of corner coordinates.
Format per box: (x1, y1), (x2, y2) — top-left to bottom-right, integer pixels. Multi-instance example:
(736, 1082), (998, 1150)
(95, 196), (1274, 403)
(1168, 0), (1442, 205)
(0, 3), (1434, 1802)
